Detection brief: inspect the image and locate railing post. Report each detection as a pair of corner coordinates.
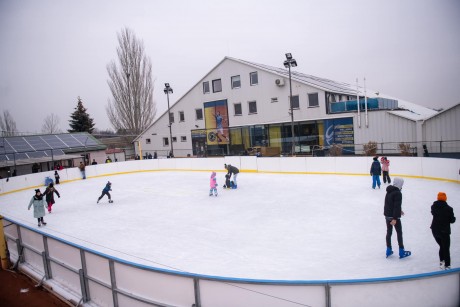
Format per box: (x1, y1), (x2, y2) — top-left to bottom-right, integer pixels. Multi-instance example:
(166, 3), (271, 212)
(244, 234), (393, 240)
(79, 250), (90, 302)
(193, 277), (201, 307)
(109, 260), (119, 307)
(16, 225), (25, 263)
(325, 283), (331, 307)
(42, 237), (52, 279)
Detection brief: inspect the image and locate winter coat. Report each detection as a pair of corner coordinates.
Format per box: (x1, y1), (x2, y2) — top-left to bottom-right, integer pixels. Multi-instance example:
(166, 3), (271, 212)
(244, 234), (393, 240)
(370, 160), (381, 176)
(226, 165), (239, 176)
(431, 200), (456, 235)
(384, 185), (402, 219)
(44, 187), (60, 204)
(79, 163), (86, 171)
(381, 159), (390, 172)
(103, 183), (112, 193)
(210, 173), (217, 188)
(28, 196), (47, 218)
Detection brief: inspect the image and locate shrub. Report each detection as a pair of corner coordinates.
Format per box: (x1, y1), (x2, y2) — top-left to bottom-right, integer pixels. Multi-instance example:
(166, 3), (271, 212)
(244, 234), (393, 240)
(329, 144), (343, 156)
(399, 143), (412, 156)
(363, 141), (378, 156)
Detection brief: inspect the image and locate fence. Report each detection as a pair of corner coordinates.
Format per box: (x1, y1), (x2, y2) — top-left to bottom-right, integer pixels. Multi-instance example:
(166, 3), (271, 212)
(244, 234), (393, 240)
(1, 157), (460, 307)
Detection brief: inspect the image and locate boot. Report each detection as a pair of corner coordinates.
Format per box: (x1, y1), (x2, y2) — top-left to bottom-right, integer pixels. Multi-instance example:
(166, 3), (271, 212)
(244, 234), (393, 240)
(386, 247), (393, 258)
(399, 248), (411, 258)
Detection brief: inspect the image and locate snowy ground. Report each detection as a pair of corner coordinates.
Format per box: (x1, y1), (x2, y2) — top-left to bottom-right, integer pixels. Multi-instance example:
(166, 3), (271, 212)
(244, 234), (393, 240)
(0, 171), (458, 281)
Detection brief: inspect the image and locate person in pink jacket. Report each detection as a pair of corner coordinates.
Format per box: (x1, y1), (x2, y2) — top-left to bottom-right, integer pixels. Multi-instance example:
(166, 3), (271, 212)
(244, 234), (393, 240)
(380, 156), (391, 184)
(209, 171), (218, 196)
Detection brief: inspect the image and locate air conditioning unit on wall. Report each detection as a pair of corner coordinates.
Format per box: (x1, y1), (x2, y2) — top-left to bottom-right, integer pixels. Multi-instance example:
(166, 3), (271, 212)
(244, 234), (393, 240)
(275, 78), (285, 86)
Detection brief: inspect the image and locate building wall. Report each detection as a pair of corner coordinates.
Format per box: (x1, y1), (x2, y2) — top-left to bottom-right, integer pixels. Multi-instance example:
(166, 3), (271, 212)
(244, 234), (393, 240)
(422, 104), (460, 154)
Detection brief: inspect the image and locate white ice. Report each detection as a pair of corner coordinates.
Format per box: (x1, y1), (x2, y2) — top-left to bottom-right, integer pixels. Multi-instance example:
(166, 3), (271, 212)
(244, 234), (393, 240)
(0, 171), (458, 281)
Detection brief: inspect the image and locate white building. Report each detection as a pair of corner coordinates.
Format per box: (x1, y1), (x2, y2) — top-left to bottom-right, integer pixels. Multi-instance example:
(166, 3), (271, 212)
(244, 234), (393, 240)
(134, 57), (460, 158)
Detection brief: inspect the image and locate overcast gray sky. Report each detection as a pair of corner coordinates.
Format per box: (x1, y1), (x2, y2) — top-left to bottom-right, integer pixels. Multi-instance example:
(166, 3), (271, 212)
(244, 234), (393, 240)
(1, 0), (459, 133)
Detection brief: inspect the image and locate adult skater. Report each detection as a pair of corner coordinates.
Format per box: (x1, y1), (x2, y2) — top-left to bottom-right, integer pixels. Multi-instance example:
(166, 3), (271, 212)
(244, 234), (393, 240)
(79, 162), (86, 179)
(28, 189), (47, 227)
(224, 164), (239, 188)
(384, 177), (411, 258)
(209, 171), (218, 196)
(431, 192), (456, 270)
(97, 181), (113, 204)
(380, 156), (391, 184)
(43, 183), (60, 213)
(370, 156), (381, 189)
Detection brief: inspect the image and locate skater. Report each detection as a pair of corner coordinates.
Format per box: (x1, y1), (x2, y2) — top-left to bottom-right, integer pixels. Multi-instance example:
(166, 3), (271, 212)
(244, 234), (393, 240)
(43, 183), (60, 213)
(28, 189), (48, 227)
(224, 164), (239, 188)
(54, 170), (60, 184)
(79, 162), (86, 179)
(380, 157), (391, 184)
(383, 177), (411, 258)
(223, 174), (232, 189)
(97, 181), (113, 203)
(209, 172), (218, 196)
(370, 156), (381, 189)
(431, 192), (456, 270)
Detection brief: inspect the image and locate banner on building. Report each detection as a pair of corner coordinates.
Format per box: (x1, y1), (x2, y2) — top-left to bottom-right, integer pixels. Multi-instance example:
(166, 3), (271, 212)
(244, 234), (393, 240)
(324, 117), (355, 154)
(204, 99), (230, 145)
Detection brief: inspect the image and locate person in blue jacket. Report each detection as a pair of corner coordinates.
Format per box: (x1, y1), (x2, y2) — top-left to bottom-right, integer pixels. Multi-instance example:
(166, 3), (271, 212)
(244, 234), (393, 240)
(97, 181), (113, 204)
(370, 156), (382, 189)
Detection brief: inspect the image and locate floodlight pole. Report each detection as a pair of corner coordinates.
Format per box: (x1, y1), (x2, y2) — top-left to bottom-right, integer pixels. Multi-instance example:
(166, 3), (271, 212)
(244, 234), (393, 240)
(284, 53), (297, 156)
(164, 83), (174, 157)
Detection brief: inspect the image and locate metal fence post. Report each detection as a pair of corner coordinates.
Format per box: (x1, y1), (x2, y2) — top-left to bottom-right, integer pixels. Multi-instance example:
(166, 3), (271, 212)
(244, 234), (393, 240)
(80, 249), (90, 302)
(42, 237), (52, 279)
(325, 283), (331, 307)
(16, 225), (25, 263)
(109, 260), (119, 307)
(193, 277), (201, 307)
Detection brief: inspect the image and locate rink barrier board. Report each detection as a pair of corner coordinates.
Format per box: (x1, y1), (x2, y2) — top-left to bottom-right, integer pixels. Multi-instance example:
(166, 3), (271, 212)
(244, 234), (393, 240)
(1, 156), (460, 306)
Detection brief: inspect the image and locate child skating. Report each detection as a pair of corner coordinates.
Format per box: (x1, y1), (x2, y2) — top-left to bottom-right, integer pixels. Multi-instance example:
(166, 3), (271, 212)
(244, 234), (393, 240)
(54, 170), (60, 184)
(43, 182), (60, 213)
(28, 189), (48, 227)
(97, 181), (113, 203)
(209, 172), (218, 196)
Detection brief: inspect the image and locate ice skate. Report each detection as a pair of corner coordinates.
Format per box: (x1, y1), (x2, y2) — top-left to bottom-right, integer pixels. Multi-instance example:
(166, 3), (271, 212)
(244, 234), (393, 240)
(399, 248), (411, 258)
(38, 222), (41, 227)
(386, 247), (393, 258)
(109, 200), (113, 203)
(440, 261), (445, 270)
(42, 221), (47, 226)
(445, 266), (451, 270)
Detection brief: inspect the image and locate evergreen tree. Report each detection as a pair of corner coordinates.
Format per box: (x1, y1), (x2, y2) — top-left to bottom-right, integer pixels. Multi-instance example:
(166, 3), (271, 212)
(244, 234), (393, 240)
(68, 97), (95, 133)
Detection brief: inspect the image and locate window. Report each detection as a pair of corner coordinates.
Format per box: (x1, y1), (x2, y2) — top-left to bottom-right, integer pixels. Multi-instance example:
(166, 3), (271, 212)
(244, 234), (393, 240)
(163, 138), (169, 146)
(289, 95), (300, 109)
(231, 75), (241, 89)
(146, 138), (151, 144)
(308, 93), (319, 107)
(172, 137), (177, 142)
(234, 103), (242, 116)
(248, 101), (257, 114)
(181, 136), (187, 142)
(271, 97), (278, 103)
(250, 72), (258, 86)
(195, 108), (203, 120)
(203, 81), (210, 94)
(212, 79), (222, 93)
(179, 111), (185, 122)
(169, 112), (174, 123)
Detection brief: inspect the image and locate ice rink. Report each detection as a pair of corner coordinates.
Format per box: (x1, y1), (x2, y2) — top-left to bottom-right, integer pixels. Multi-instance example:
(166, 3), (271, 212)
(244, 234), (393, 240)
(0, 171), (458, 281)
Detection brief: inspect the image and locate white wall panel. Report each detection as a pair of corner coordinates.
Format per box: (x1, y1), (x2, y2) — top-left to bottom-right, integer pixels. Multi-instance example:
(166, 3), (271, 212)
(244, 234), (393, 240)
(49, 262), (81, 296)
(85, 251), (111, 284)
(47, 237), (81, 269)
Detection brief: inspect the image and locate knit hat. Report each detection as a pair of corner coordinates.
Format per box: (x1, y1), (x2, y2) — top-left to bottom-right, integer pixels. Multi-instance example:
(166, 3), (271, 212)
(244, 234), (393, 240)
(393, 177), (404, 190)
(373, 157), (378, 161)
(35, 189), (41, 193)
(437, 192), (447, 202)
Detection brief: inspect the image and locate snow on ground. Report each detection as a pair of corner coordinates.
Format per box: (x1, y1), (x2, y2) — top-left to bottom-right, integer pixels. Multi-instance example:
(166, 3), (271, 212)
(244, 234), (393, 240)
(0, 171), (458, 281)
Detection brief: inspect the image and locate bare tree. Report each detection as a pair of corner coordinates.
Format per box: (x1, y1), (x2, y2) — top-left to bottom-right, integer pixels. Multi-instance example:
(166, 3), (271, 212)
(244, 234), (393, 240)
(0, 110), (18, 136)
(106, 28), (156, 135)
(41, 113), (62, 134)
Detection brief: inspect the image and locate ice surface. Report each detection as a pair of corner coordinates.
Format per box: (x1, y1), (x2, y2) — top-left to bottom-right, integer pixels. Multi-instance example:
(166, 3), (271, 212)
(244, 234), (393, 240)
(1, 171), (458, 280)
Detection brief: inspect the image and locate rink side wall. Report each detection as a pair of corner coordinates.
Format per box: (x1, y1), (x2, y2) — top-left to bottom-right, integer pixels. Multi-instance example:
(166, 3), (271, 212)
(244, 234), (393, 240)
(1, 156), (459, 307)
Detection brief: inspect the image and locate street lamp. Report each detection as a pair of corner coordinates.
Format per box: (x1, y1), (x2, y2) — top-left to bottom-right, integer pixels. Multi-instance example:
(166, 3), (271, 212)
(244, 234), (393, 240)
(284, 53), (297, 156)
(164, 83), (174, 157)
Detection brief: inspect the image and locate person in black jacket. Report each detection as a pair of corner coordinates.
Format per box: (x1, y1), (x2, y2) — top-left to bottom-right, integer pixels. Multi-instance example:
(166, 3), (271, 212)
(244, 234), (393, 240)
(224, 164), (239, 188)
(383, 177), (411, 258)
(43, 183), (60, 214)
(370, 156), (381, 189)
(431, 192), (456, 270)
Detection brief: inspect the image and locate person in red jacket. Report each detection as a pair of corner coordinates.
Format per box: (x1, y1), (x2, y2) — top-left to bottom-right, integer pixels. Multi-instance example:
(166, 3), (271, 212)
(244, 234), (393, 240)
(431, 192), (456, 270)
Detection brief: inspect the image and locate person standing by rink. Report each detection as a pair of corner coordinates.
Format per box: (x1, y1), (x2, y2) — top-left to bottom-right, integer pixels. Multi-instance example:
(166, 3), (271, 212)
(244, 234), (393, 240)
(209, 171), (218, 196)
(28, 189), (48, 227)
(224, 164), (239, 188)
(97, 181), (113, 204)
(370, 156), (381, 189)
(43, 183), (60, 213)
(380, 156), (391, 184)
(79, 162), (86, 179)
(431, 192), (456, 270)
(384, 177), (411, 258)
(54, 170), (60, 184)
